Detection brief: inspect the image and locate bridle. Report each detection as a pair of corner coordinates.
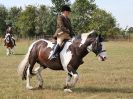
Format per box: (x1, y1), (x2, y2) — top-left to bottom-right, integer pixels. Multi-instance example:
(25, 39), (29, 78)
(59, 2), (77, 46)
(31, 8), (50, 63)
(87, 36), (106, 55)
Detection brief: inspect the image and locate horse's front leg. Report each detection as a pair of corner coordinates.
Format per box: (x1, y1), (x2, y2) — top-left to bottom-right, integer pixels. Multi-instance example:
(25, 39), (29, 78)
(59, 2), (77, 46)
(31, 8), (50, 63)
(11, 47), (15, 54)
(33, 66), (44, 89)
(64, 65), (79, 92)
(64, 73), (73, 92)
(6, 48), (10, 56)
(65, 73), (72, 87)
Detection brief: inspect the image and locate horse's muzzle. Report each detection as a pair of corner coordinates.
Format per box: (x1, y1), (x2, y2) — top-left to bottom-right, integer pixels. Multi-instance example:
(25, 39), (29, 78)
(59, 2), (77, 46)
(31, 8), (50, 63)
(98, 51), (107, 61)
(98, 55), (107, 61)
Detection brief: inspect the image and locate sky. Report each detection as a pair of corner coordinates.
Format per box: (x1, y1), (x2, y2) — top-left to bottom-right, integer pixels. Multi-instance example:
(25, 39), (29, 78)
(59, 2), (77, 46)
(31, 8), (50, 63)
(0, 0), (133, 29)
(96, 0), (133, 29)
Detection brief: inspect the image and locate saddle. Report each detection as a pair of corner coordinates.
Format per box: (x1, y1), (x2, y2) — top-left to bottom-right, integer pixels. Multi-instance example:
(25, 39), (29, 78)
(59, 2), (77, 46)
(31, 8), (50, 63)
(52, 39), (69, 51)
(51, 36), (81, 50)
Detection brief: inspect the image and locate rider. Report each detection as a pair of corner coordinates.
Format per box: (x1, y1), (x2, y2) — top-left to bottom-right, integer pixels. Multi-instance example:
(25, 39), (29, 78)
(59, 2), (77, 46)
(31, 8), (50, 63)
(4, 26), (16, 46)
(49, 5), (75, 60)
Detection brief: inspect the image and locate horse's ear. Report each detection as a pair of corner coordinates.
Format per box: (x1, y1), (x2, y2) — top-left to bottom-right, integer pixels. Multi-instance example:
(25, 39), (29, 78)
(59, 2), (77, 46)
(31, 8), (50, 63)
(98, 34), (104, 42)
(88, 30), (98, 38)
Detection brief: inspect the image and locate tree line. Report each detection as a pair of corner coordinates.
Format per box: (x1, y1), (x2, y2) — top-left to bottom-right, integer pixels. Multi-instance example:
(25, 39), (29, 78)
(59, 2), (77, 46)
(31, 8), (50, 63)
(0, 0), (132, 38)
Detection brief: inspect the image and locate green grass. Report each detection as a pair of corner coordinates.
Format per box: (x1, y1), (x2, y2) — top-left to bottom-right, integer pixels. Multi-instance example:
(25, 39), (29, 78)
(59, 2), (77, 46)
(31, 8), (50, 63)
(0, 40), (133, 99)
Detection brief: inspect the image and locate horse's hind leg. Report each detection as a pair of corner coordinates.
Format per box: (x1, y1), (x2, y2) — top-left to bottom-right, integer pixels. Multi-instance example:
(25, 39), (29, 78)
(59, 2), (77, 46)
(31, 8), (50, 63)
(6, 48), (10, 56)
(11, 47), (15, 54)
(33, 66), (44, 89)
(26, 58), (36, 90)
(26, 65), (34, 90)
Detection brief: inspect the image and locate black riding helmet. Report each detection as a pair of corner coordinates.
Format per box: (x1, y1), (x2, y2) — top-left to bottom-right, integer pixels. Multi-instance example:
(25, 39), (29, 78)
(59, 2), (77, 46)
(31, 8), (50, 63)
(61, 5), (71, 12)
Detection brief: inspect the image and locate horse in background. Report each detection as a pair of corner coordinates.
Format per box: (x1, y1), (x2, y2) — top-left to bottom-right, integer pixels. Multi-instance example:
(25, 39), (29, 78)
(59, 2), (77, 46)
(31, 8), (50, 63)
(4, 33), (15, 55)
(18, 31), (107, 92)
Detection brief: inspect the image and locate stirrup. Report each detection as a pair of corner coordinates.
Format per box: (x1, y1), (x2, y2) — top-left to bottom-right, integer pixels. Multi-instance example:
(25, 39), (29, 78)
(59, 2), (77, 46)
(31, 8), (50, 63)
(49, 55), (56, 60)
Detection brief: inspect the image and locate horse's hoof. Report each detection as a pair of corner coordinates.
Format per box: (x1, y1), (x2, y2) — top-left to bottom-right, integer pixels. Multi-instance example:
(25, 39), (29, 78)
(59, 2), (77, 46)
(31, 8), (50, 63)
(38, 85), (43, 89)
(64, 89), (72, 93)
(26, 86), (33, 90)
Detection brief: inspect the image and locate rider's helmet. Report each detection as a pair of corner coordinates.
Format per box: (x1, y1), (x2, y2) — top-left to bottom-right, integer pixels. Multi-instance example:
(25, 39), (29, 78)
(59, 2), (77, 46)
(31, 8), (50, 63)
(61, 5), (71, 12)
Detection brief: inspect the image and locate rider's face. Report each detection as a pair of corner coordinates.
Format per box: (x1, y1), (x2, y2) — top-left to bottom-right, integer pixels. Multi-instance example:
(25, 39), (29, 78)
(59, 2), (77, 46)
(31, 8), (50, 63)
(63, 11), (71, 17)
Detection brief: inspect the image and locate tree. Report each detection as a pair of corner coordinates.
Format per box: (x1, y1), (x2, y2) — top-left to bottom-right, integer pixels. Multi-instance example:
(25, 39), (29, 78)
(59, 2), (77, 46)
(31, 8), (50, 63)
(44, 8), (57, 35)
(16, 5), (37, 37)
(89, 8), (116, 37)
(51, 0), (70, 13)
(7, 7), (22, 35)
(35, 5), (50, 35)
(71, 0), (96, 33)
(128, 27), (133, 33)
(0, 5), (7, 36)
(35, 5), (57, 35)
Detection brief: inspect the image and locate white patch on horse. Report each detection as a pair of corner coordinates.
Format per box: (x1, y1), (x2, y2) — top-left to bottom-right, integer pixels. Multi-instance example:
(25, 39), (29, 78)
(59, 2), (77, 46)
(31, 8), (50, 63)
(40, 40), (55, 59)
(36, 39), (72, 71)
(87, 44), (92, 52)
(42, 40), (54, 48)
(34, 39), (54, 59)
(60, 42), (72, 72)
(5, 33), (10, 37)
(80, 30), (95, 46)
(99, 43), (107, 58)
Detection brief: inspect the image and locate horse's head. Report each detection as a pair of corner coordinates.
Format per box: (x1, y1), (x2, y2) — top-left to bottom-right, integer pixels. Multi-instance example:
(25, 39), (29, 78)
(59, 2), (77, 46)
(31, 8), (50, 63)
(81, 31), (107, 61)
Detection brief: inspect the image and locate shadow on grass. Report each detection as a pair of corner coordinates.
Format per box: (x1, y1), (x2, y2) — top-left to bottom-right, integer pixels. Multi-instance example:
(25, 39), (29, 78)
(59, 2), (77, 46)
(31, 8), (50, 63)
(31, 86), (62, 91)
(14, 53), (25, 55)
(74, 86), (133, 94)
(25, 85), (133, 94)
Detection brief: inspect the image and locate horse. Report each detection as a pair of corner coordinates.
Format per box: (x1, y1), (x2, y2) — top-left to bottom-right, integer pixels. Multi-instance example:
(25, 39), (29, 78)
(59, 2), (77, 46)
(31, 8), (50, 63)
(18, 31), (107, 92)
(4, 33), (15, 55)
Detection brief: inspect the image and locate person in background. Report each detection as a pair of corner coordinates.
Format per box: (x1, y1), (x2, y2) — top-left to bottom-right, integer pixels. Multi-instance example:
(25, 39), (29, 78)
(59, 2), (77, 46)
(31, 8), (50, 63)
(4, 26), (16, 46)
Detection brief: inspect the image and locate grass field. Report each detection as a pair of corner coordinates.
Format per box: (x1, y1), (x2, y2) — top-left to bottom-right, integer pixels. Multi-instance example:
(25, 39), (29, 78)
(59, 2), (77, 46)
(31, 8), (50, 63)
(0, 40), (133, 99)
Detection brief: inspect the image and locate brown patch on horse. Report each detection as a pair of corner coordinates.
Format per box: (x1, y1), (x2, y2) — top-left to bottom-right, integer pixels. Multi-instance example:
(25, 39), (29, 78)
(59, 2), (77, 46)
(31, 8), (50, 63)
(6, 44), (14, 48)
(67, 39), (87, 70)
(29, 40), (63, 71)
(5, 40), (14, 49)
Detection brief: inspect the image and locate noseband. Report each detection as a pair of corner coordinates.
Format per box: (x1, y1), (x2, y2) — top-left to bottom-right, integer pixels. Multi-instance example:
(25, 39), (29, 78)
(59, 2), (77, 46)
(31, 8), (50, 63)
(100, 50), (106, 53)
(87, 37), (106, 55)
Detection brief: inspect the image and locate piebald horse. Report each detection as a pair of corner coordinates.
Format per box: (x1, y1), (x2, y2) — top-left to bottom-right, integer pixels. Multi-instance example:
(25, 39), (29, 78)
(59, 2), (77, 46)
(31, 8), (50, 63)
(5, 33), (15, 55)
(18, 31), (107, 92)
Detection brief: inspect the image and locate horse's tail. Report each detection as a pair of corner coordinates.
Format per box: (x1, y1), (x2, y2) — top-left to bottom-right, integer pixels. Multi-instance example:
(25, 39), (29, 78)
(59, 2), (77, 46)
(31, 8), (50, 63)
(17, 52), (30, 80)
(17, 41), (36, 80)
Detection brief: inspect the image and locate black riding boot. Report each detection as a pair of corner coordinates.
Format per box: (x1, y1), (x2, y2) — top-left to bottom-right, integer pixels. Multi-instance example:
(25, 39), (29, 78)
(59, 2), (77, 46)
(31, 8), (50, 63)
(49, 44), (60, 60)
(13, 39), (16, 46)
